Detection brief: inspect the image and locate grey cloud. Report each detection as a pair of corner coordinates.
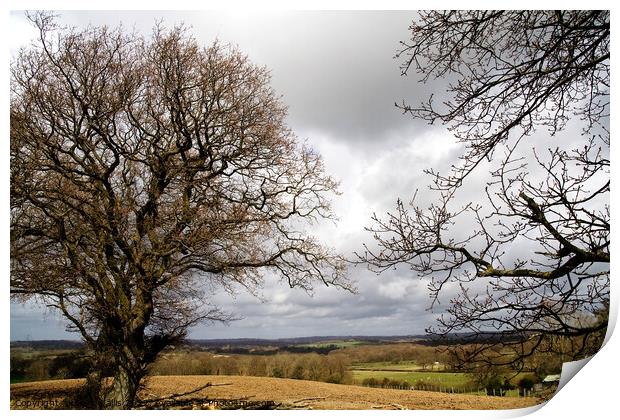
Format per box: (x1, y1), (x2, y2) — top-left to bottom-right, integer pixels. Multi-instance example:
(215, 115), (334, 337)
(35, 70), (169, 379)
(23, 10), (434, 147)
(193, 263), (439, 339)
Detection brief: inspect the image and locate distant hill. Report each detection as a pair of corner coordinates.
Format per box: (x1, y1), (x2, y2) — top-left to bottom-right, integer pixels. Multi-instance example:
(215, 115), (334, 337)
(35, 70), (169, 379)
(186, 335), (428, 347)
(10, 340), (85, 350)
(10, 335), (428, 351)
(11, 332), (525, 352)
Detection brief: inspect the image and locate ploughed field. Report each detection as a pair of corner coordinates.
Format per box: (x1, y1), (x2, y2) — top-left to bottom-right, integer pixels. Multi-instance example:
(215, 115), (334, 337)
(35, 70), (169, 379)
(11, 375), (540, 410)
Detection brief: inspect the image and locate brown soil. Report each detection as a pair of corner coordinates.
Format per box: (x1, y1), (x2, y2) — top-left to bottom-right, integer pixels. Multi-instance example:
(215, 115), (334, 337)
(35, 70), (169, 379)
(11, 375), (542, 410)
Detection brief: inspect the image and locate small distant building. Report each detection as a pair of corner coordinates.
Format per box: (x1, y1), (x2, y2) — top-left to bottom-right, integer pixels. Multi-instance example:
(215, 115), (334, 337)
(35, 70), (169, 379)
(542, 374), (561, 388)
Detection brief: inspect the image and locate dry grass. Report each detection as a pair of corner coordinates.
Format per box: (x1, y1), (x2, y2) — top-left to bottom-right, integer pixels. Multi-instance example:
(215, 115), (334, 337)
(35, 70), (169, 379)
(11, 375), (542, 410)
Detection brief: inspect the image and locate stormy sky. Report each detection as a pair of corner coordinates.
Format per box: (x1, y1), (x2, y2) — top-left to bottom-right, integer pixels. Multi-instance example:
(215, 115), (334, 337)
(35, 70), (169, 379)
(8, 10), (591, 341)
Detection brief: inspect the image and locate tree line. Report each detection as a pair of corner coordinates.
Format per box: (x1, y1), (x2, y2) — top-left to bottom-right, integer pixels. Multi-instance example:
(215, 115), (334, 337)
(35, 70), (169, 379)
(150, 352), (353, 384)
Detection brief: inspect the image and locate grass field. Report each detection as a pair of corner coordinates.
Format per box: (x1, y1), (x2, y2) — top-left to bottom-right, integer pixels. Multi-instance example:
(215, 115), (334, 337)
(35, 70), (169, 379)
(351, 367), (534, 398)
(352, 370), (471, 387)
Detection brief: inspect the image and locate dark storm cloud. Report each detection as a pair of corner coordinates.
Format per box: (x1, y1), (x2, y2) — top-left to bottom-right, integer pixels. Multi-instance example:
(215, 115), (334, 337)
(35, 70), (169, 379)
(14, 10), (435, 146)
(240, 11), (435, 144)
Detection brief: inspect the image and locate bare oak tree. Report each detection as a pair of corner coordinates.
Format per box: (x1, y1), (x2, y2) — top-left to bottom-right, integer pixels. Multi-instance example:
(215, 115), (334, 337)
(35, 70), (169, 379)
(11, 13), (349, 408)
(358, 11), (609, 370)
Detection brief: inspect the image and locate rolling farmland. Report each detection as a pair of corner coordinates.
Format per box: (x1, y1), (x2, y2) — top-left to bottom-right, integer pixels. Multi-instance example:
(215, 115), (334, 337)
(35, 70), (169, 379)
(10, 375), (540, 410)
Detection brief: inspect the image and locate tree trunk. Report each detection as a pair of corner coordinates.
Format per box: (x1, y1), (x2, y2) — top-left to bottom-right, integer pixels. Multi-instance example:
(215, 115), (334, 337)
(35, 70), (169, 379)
(85, 369), (104, 409)
(105, 364), (141, 409)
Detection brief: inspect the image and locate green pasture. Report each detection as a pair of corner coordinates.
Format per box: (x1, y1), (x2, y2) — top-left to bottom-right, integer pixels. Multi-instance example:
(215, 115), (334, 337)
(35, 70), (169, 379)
(351, 368), (533, 397)
(351, 370), (471, 387)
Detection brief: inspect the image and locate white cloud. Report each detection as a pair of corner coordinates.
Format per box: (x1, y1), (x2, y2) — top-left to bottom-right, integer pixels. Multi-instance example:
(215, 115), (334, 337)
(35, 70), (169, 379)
(9, 12), (39, 55)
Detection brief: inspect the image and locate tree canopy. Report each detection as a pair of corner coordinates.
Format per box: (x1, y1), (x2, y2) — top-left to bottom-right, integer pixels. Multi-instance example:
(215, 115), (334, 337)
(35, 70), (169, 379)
(359, 10), (609, 369)
(10, 13), (350, 408)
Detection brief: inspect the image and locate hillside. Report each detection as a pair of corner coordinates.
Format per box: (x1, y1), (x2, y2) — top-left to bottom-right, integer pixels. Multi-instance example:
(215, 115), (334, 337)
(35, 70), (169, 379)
(11, 375), (541, 410)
